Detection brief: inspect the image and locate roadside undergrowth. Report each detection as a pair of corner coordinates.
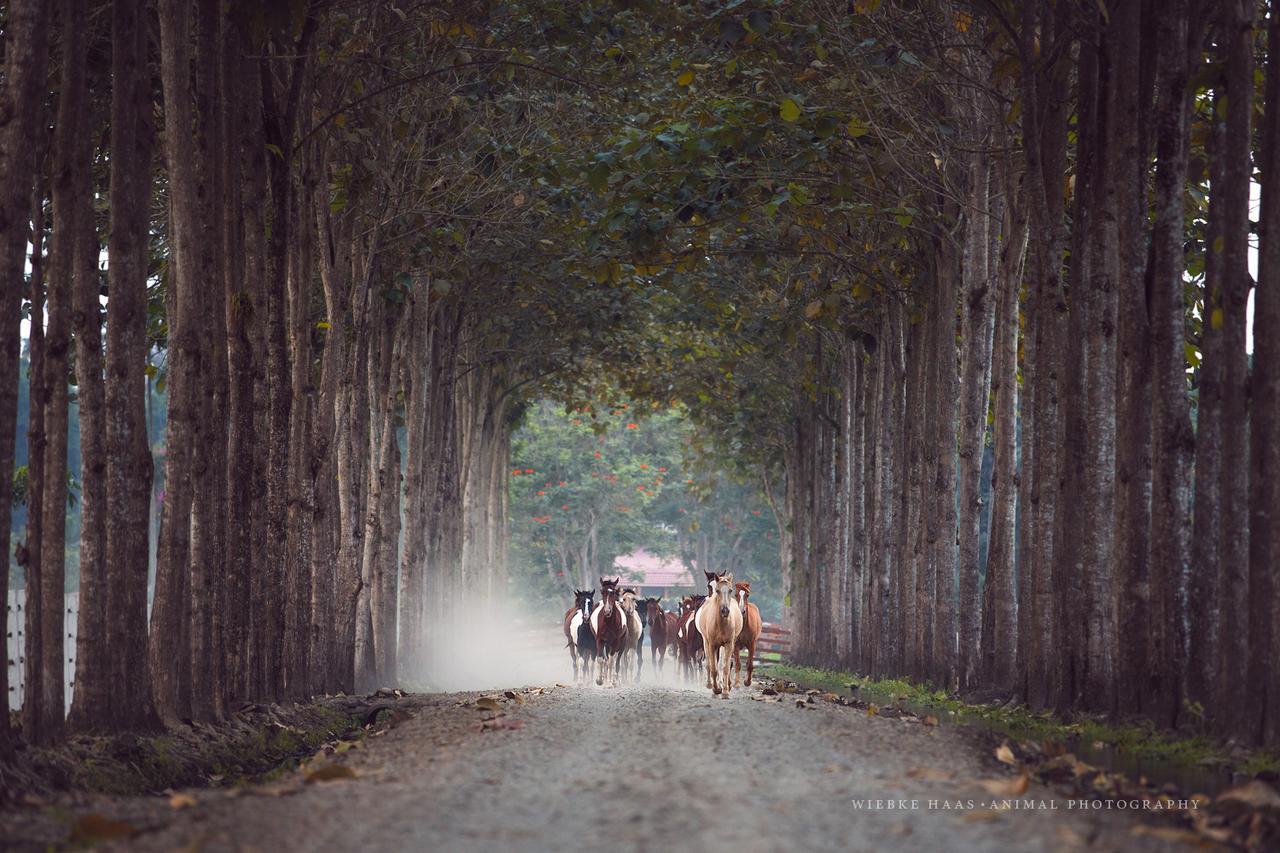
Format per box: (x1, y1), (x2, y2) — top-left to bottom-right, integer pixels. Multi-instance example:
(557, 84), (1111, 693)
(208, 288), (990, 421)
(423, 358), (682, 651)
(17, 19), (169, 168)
(760, 663), (1279, 781)
(0, 696), (401, 801)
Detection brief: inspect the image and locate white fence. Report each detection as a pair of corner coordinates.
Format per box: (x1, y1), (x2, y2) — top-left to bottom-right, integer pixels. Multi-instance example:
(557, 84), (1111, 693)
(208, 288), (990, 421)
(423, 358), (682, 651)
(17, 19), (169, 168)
(6, 589), (78, 713)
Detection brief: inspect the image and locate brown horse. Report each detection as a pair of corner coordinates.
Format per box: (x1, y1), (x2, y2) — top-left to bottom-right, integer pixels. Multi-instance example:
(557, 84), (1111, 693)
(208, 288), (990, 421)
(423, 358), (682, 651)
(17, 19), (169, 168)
(590, 578), (628, 687)
(734, 581), (762, 686)
(644, 597), (678, 675)
(696, 571), (742, 697)
(676, 594), (706, 683)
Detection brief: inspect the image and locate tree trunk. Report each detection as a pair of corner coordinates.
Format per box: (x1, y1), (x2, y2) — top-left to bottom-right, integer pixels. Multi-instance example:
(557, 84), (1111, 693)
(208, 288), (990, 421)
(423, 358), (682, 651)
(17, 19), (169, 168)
(0, 0), (51, 759)
(1211, 0), (1254, 739)
(957, 147), (994, 690)
(67, 26), (109, 731)
(1250, 4), (1280, 748)
(34, 0), (94, 743)
(102, 0), (159, 733)
(982, 165), (1026, 688)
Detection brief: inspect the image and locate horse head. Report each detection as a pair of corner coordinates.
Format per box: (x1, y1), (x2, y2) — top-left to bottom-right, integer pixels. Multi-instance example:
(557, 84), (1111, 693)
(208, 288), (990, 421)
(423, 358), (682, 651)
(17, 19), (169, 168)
(644, 597), (662, 622)
(735, 581), (751, 610)
(599, 579), (620, 616)
(703, 570), (717, 595)
(574, 589), (595, 618)
(713, 573), (736, 618)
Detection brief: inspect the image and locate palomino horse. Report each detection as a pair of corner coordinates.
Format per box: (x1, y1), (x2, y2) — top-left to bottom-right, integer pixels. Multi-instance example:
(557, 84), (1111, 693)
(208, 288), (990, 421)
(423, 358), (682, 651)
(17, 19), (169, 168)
(644, 597), (678, 675)
(619, 589), (645, 683)
(734, 581), (762, 687)
(590, 578), (628, 687)
(564, 589), (596, 684)
(676, 594), (706, 683)
(695, 571), (743, 697)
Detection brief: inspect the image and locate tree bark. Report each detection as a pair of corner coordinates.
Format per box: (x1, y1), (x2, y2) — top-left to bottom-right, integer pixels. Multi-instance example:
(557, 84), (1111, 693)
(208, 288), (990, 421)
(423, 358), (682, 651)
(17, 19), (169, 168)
(1146, 0), (1199, 729)
(102, 0), (159, 733)
(0, 0), (51, 760)
(1251, 3), (1280, 747)
(1211, 0), (1254, 739)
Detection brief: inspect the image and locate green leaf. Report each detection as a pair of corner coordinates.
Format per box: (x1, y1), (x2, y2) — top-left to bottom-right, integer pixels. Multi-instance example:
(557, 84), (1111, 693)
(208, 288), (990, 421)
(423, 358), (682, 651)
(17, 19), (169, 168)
(779, 99), (802, 122)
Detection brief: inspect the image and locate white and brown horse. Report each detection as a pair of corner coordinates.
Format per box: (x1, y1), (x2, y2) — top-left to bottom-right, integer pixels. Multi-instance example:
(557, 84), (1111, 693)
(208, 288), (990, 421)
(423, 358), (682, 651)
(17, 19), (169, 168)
(564, 589), (596, 684)
(590, 578), (628, 687)
(676, 594), (706, 683)
(733, 581), (762, 687)
(695, 571), (742, 697)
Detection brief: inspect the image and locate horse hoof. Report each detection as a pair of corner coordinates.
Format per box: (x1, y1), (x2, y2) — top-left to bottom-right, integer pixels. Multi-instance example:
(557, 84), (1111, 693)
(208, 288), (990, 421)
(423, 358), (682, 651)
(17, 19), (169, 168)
(712, 686), (721, 695)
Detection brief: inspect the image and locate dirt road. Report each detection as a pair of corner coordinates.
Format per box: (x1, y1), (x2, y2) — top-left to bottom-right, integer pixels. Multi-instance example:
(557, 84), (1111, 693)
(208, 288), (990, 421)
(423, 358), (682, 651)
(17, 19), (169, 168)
(5, 678), (1186, 852)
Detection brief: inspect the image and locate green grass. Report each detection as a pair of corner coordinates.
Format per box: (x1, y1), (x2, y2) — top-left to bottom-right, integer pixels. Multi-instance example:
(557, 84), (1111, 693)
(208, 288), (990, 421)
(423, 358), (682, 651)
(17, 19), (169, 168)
(759, 663), (1275, 776)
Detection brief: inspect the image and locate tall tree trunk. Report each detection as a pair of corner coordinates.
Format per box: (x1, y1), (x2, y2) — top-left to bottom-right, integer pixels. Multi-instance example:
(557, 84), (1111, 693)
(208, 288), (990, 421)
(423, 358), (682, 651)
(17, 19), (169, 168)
(1250, 3), (1280, 748)
(982, 166), (1026, 688)
(1112, 0), (1154, 720)
(1147, 0), (1198, 730)
(34, 0), (94, 743)
(103, 0), (159, 733)
(151, 0), (208, 723)
(0, 0), (51, 759)
(21, 162), (49, 746)
(929, 245), (959, 691)
(1211, 0), (1254, 739)
(957, 148), (994, 690)
(67, 44), (109, 731)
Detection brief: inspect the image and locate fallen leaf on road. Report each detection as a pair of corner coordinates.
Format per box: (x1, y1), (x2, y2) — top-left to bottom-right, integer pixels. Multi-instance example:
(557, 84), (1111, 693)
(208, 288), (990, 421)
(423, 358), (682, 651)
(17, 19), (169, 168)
(922, 715), (939, 726)
(866, 704), (880, 717)
(761, 687), (778, 696)
(168, 792), (197, 810)
(1130, 825), (1205, 844)
(978, 771), (1030, 797)
(481, 718), (525, 731)
(961, 809), (1001, 822)
(995, 744), (1016, 765)
(555, 683), (569, 688)
(906, 767), (954, 781)
(1054, 826), (1087, 849)
(334, 740), (359, 753)
(475, 696), (502, 711)
(305, 764), (359, 783)
(795, 699), (807, 708)
(1215, 779), (1280, 811)
(70, 815), (136, 844)
(503, 690), (525, 704)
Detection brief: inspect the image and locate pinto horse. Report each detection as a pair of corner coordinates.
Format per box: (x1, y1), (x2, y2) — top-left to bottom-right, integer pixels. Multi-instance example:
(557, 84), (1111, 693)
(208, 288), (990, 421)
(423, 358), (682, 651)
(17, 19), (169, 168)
(676, 594), (706, 683)
(564, 589), (596, 684)
(695, 571), (743, 697)
(733, 581), (762, 687)
(590, 578), (628, 687)
(644, 597), (678, 675)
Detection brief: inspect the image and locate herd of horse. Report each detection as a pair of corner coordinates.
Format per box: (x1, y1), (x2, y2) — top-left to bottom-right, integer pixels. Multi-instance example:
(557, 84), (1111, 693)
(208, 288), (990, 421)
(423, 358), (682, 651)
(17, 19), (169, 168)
(562, 571), (763, 697)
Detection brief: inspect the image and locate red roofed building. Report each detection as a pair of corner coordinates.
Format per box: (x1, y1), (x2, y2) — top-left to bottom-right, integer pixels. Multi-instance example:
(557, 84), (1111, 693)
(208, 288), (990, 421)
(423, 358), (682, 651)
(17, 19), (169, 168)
(612, 548), (695, 597)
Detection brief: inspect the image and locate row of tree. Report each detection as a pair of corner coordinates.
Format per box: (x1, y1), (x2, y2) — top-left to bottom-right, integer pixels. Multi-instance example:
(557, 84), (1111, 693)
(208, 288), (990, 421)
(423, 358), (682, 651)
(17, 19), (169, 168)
(775, 0), (1279, 746)
(1, 0), (1275, 756)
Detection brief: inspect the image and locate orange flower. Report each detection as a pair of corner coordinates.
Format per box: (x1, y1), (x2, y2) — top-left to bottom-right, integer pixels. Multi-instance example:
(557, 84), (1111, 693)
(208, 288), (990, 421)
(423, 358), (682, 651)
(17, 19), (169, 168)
(561, 504), (570, 510)
(537, 491), (546, 496)
(639, 464), (648, 469)
(524, 468), (534, 474)
(626, 423), (638, 429)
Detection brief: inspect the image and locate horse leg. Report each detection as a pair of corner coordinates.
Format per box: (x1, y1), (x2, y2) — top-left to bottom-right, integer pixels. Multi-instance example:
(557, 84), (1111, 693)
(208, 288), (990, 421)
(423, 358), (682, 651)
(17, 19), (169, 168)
(704, 638), (718, 694)
(733, 645), (741, 687)
(745, 640), (755, 686)
(722, 642), (735, 697)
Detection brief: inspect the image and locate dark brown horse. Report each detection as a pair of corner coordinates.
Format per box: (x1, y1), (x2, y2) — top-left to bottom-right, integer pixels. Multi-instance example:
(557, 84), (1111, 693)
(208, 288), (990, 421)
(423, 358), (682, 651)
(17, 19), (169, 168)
(590, 577), (628, 687)
(644, 597), (679, 675)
